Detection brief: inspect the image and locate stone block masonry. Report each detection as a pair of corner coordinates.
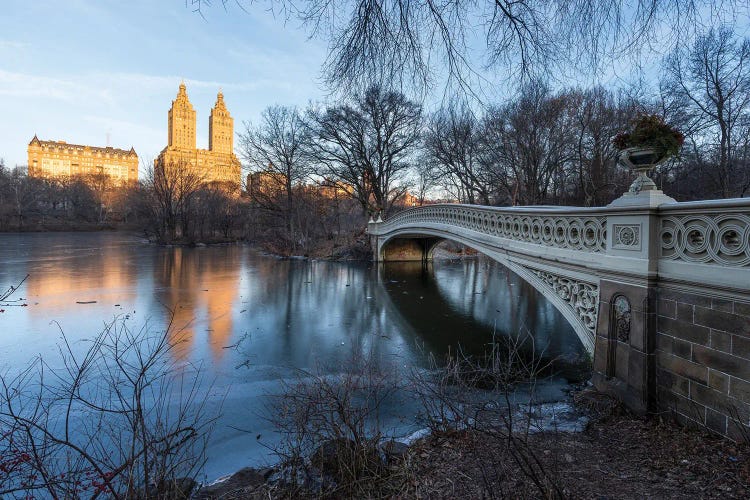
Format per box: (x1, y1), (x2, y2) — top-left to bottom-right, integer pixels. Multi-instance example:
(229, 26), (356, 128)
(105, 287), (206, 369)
(656, 288), (750, 440)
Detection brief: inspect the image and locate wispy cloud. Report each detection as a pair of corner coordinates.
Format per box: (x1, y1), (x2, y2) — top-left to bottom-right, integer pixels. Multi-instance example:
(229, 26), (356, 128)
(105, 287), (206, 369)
(0, 70), (113, 104)
(101, 72), (298, 93)
(0, 69), (302, 105)
(0, 40), (28, 51)
(82, 114), (162, 136)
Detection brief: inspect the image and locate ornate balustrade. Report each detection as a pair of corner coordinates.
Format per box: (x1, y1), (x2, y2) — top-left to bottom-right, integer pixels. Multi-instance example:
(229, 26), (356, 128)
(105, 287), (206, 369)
(373, 204), (609, 253)
(659, 199), (750, 268)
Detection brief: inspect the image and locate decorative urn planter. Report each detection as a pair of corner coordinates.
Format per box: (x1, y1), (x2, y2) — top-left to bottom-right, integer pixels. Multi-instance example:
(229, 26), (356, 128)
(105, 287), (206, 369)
(609, 114), (682, 207)
(618, 146), (667, 195)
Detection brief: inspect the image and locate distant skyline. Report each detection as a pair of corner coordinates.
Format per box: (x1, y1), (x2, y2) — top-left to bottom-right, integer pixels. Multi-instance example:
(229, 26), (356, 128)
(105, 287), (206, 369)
(0, 0), (328, 171)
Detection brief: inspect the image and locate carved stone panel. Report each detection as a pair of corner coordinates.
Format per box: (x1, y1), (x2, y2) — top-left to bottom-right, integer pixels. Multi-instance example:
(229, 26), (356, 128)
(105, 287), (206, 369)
(525, 267), (599, 335)
(612, 295), (632, 343)
(661, 213), (750, 267)
(613, 224), (641, 250)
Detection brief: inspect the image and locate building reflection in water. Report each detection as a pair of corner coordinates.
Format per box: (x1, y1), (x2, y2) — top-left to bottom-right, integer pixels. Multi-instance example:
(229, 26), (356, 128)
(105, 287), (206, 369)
(4, 236), (241, 365)
(24, 242), (136, 310)
(152, 246), (240, 362)
(15, 235), (142, 346)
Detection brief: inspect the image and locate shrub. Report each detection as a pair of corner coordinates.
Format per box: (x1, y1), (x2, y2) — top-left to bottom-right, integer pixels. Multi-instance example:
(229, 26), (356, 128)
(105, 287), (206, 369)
(0, 317), (216, 499)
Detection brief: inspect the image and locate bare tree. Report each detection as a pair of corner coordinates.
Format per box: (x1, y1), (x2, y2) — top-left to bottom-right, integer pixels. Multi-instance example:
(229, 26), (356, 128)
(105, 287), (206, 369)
(423, 104), (492, 204)
(663, 26), (750, 198)
(62, 176), (99, 222)
(143, 162), (206, 243)
(192, 1), (747, 95)
(0, 317), (215, 499)
(481, 83), (574, 205)
(410, 161), (440, 206)
(83, 172), (114, 223)
(306, 85), (422, 216)
(566, 87), (632, 206)
(3, 169), (45, 229)
(239, 105), (312, 248)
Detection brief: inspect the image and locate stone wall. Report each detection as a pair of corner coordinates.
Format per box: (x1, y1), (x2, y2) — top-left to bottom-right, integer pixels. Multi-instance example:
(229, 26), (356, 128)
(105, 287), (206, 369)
(656, 288), (750, 440)
(592, 280), (655, 415)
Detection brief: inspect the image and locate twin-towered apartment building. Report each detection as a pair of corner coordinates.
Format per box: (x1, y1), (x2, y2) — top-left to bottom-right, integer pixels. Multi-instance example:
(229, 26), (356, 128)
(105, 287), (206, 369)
(25, 84), (420, 205)
(154, 82), (241, 189)
(26, 83), (241, 190)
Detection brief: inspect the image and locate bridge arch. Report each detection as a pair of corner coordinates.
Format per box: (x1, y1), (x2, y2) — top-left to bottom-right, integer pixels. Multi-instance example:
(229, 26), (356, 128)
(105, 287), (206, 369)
(377, 228), (598, 353)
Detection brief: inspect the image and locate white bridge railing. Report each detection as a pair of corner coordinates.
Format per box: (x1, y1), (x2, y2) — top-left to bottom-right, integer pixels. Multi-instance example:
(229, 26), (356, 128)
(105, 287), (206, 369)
(657, 199), (750, 291)
(659, 199), (750, 268)
(370, 198), (750, 293)
(372, 204), (609, 253)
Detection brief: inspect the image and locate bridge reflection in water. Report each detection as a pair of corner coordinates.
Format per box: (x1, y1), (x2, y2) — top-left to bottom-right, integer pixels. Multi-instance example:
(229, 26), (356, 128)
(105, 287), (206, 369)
(377, 260), (589, 381)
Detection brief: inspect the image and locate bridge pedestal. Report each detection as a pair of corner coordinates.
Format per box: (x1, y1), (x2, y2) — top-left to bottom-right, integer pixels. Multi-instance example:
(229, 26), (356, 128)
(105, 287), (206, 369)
(590, 193), (667, 413)
(592, 280), (657, 414)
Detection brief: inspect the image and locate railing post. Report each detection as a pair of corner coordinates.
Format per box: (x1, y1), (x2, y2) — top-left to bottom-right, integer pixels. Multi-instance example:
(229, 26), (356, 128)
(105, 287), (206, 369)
(591, 185), (676, 412)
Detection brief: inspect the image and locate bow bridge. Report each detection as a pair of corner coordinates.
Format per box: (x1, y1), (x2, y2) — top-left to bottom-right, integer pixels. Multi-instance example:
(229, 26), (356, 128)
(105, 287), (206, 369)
(368, 188), (750, 438)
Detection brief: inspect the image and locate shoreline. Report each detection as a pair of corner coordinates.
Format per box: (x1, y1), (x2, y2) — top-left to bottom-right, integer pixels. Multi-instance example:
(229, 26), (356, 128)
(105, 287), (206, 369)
(193, 388), (750, 498)
(0, 227), (481, 262)
(194, 391), (592, 498)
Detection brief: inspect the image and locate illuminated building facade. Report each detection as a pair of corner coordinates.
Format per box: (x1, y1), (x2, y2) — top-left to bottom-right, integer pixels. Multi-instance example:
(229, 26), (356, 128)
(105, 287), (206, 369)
(155, 83), (241, 190)
(27, 136), (138, 185)
(247, 170), (287, 198)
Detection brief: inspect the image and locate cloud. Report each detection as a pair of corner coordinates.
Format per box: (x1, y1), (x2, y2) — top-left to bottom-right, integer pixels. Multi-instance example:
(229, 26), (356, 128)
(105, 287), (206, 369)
(0, 70), (113, 104)
(0, 40), (28, 51)
(0, 68), (304, 104)
(81, 114), (162, 137)
(99, 72), (296, 93)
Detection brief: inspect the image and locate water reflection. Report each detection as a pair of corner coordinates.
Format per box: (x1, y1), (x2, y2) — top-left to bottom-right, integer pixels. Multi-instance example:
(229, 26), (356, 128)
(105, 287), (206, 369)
(0, 233), (586, 375)
(150, 247), (241, 361)
(377, 260), (586, 379)
(225, 258), (414, 374)
(0, 233), (589, 480)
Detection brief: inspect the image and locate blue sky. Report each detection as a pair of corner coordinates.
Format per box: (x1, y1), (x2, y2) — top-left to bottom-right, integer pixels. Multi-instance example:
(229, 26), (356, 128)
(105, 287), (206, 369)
(0, 0), (328, 170)
(3, 1), (748, 173)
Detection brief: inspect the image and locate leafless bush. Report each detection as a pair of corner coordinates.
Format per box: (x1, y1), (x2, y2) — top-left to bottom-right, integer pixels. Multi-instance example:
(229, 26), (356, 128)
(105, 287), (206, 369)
(0, 317), (217, 499)
(413, 332), (548, 430)
(265, 352), (409, 497)
(412, 331), (567, 499)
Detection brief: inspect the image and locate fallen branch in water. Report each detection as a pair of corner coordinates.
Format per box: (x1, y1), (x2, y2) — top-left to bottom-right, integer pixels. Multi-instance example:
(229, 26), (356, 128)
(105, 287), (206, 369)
(0, 274), (28, 304)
